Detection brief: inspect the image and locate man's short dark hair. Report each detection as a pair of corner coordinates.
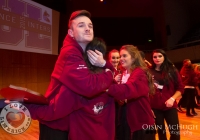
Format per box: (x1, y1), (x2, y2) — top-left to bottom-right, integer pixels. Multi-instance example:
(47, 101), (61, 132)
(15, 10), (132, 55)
(68, 10), (91, 28)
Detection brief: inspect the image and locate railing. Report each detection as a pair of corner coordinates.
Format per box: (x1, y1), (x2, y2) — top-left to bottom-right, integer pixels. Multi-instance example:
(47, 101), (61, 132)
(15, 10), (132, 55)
(172, 39), (200, 49)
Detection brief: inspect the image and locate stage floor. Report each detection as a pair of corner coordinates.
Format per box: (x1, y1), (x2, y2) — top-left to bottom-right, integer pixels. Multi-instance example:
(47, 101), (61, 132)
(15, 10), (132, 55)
(0, 108), (200, 140)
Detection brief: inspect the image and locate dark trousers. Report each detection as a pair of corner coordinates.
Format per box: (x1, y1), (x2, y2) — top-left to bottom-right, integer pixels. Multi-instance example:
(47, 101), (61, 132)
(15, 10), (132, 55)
(152, 108), (180, 140)
(39, 123), (68, 140)
(197, 85), (200, 104)
(184, 88), (196, 114)
(132, 129), (155, 140)
(196, 94), (200, 104)
(116, 104), (131, 140)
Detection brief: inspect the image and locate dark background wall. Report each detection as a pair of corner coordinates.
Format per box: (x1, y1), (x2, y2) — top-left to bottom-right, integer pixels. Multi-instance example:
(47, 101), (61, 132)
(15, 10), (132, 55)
(1, 0), (200, 95)
(33, 0), (166, 52)
(32, 0), (200, 51)
(163, 0), (200, 49)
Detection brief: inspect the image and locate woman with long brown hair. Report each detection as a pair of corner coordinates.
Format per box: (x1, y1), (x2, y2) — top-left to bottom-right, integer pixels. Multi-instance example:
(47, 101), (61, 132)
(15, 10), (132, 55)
(107, 45), (155, 140)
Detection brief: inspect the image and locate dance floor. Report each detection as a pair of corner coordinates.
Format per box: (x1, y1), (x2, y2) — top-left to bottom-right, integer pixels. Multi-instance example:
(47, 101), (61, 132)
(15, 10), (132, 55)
(0, 108), (200, 140)
(156, 108), (200, 140)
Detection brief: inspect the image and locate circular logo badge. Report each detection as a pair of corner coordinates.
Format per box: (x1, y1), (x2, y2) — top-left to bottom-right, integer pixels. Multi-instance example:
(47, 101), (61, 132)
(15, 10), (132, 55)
(0, 102), (31, 134)
(92, 102), (104, 115)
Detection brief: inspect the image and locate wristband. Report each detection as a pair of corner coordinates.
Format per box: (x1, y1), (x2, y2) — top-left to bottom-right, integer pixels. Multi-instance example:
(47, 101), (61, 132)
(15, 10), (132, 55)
(170, 97), (175, 101)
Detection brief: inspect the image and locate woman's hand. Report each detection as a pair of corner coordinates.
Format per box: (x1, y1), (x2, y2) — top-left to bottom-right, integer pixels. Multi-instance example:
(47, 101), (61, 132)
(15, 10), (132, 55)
(165, 97), (175, 107)
(114, 74), (122, 83)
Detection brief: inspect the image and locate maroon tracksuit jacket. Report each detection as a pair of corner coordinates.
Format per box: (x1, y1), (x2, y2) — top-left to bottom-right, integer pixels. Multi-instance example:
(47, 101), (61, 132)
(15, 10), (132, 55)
(26, 34), (114, 132)
(107, 67), (155, 132)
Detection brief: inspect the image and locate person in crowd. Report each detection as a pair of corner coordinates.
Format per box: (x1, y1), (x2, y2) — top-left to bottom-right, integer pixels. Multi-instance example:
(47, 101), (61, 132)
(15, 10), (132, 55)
(193, 64), (200, 104)
(140, 51), (152, 68)
(149, 49), (184, 140)
(177, 59), (192, 112)
(108, 49), (131, 140)
(68, 37), (115, 140)
(108, 49), (120, 73)
(194, 64), (200, 74)
(10, 10), (114, 140)
(179, 59), (199, 117)
(106, 45), (156, 140)
(108, 49), (122, 83)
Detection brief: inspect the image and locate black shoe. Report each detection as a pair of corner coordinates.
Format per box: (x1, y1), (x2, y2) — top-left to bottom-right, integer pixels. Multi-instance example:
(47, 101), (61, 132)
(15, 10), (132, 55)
(186, 113), (194, 117)
(192, 112), (198, 116)
(177, 107), (184, 113)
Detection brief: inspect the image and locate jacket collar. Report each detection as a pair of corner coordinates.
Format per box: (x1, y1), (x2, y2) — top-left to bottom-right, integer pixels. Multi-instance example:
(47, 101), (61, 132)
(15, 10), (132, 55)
(62, 34), (84, 54)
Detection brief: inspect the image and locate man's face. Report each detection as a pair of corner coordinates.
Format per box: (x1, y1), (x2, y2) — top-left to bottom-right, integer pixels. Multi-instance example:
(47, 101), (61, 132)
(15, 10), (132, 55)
(69, 16), (94, 44)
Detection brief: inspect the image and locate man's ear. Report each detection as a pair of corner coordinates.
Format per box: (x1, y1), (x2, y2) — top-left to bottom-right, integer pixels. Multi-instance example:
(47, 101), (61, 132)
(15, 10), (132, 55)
(68, 29), (74, 37)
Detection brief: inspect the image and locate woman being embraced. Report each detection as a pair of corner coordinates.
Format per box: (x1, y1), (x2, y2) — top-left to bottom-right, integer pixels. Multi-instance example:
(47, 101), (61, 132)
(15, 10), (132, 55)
(69, 37), (115, 140)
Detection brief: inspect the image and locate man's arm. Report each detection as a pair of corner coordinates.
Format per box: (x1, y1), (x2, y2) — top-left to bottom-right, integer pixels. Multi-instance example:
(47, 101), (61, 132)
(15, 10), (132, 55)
(25, 85), (82, 121)
(55, 49), (113, 98)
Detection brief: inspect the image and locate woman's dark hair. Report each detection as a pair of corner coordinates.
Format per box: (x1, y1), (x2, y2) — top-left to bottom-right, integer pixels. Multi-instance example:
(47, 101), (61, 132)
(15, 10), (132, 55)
(151, 49), (178, 88)
(84, 37), (107, 73)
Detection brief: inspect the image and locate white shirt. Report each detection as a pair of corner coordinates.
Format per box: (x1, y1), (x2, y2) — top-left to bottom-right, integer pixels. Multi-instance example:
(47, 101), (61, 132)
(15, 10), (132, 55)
(121, 70), (130, 103)
(121, 70), (130, 84)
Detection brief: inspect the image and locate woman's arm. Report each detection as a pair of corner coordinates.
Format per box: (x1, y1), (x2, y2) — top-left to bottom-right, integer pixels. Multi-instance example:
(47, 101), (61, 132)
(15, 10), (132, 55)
(165, 71), (184, 107)
(165, 90), (181, 107)
(107, 68), (149, 100)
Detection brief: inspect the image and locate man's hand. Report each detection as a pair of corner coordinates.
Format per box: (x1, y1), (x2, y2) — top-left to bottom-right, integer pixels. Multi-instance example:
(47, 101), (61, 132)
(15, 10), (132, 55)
(105, 68), (111, 72)
(4, 100), (11, 104)
(4, 100), (22, 104)
(87, 50), (106, 67)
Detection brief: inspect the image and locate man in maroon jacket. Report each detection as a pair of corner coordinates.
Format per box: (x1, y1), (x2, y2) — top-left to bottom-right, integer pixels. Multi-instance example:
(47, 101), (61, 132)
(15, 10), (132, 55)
(23, 10), (114, 140)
